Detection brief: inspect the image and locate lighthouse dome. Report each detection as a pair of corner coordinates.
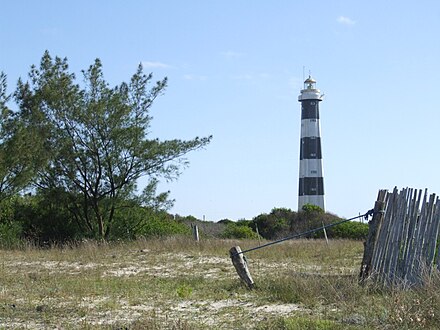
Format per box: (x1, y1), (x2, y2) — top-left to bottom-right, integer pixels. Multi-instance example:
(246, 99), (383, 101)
(304, 76), (316, 84)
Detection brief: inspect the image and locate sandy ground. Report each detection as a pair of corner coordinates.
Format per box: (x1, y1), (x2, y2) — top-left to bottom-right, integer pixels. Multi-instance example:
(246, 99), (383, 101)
(1, 248), (355, 329)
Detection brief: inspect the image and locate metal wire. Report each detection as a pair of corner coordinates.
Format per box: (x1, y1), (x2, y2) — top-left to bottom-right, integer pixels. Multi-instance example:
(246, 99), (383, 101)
(231, 209), (376, 256)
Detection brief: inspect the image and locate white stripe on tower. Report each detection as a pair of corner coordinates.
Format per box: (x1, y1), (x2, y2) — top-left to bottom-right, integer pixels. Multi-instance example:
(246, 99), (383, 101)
(298, 75), (325, 211)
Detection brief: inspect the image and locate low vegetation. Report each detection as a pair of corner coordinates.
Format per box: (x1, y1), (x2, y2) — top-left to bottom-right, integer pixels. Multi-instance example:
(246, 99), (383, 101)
(1, 238), (439, 329)
(0, 196), (369, 248)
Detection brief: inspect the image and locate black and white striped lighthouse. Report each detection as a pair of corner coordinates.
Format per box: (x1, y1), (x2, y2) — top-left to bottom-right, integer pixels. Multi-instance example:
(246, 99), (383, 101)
(298, 76), (325, 211)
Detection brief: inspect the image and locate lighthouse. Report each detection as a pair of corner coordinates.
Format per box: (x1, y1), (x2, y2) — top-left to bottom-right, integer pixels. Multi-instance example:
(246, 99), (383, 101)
(298, 76), (325, 211)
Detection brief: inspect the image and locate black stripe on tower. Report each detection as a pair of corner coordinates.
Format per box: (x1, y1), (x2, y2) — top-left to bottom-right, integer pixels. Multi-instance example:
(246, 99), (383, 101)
(298, 177), (324, 196)
(300, 137), (322, 160)
(301, 100), (320, 119)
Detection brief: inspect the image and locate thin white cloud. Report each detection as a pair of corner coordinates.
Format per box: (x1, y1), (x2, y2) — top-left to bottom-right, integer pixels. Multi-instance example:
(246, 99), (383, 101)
(337, 16), (356, 25)
(221, 50), (244, 59)
(141, 61), (172, 69)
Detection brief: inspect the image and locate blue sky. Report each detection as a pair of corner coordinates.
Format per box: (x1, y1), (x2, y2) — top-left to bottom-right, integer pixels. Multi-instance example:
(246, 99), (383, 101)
(1, 1), (439, 221)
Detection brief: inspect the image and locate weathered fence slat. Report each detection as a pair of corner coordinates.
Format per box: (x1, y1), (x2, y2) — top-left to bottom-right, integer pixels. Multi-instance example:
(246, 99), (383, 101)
(394, 188), (412, 283)
(373, 187), (397, 281)
(361, 187), (440, 287)
(408, 190), (430, 284)
(387, 187), (407, 285)
(397, 188), (416, 281)
(402, 189), (423, 283)
(423, 196), (439, 268)
(359, 189), (387, 283)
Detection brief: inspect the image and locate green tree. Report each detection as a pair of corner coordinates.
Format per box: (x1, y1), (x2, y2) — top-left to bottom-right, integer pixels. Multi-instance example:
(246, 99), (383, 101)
(0, 72), (43, 201)
(14, 52), (212, 239)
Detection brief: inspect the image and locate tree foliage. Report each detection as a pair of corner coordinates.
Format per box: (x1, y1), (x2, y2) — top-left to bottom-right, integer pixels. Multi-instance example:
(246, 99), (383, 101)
(0, 72), (43, 201)
(11, 51), (211, 239)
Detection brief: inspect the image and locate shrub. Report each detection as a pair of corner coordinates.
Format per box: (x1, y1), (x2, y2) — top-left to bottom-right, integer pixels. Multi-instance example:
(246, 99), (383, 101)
(327, 221), (369, 240)
(302, 203), (324, 214)
(312, 220), (369, 240)
(252, 206), (353, 240)
(222, 223), (259, 239)
(16, 192), (82, 243)
(252, 209), (290, 240)
(137, 214), (190, 238)
(0, 197), (21, 247)
(292, 210), (340, 237)
(0, 221), (22, 248)
(0, 194), (80, 245)
(217, 219), (233, 225)
(236, 219), (253, 227)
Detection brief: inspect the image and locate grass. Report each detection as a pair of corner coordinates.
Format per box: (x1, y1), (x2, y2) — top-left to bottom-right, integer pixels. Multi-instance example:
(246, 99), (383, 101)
(0, 238), (439, 329)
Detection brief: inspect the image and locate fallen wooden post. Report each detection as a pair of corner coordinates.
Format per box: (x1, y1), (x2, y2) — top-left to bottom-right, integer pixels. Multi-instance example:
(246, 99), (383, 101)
(229, 246), (254, 289)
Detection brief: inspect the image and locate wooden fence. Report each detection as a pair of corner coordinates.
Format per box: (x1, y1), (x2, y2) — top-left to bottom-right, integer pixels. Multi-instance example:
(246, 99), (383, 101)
(360, 187), (440, 286)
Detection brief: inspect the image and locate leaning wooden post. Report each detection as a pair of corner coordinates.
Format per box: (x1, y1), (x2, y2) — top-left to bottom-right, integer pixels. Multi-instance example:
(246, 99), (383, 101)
(229, 246), (254, 289)
(359, 190), (387, 283)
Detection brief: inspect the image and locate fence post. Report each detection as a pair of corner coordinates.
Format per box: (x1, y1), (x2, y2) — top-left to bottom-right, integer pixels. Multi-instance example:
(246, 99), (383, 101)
(359, 190), (387, 283)
(192, 224), (200, 242)
(230, 246), (254, 289)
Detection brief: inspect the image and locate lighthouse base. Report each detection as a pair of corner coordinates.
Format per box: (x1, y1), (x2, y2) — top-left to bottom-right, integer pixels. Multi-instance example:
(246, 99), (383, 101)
(298, 195), (325, 212)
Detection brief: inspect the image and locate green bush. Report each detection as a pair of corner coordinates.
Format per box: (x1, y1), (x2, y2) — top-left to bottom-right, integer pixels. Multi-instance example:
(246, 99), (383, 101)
(252, 209), (290, 240)
(0, 197), (25, 247)
(327, 221), (369, 240)
(15, 192), (82, 243)
(221, 223), (259, 239)
(313, 220), (369, 240)
(0, 221), (22, 248)
(251, 206), (362, 240)
(137, 214), (190, 238)
(301, 203), (324, 214)
(292, 210), (340, 238)
(217, 219), (233, 225)
(236, 219), (253, 227)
